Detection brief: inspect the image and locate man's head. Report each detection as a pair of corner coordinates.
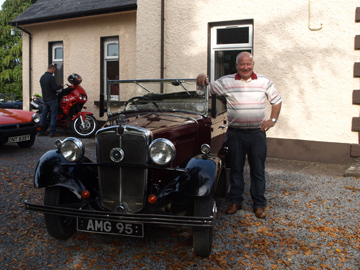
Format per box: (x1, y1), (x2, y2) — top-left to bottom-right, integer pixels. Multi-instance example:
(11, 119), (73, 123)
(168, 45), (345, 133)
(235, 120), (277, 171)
(47, 64), (57, 74)
(236, 52), (254, 80)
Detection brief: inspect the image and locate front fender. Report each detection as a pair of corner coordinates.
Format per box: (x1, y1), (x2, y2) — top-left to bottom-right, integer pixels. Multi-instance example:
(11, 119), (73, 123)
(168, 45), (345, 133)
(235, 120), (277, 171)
(184, 154), (223, 197)
(155, 155), (223, 202)
(34, 150), (95, 199)
(71, 111), (93, 122)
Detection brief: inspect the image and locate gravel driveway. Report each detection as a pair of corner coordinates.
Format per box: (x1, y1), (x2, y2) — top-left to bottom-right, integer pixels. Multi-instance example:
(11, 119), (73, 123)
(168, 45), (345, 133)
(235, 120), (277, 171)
(1, 132), (360, 269)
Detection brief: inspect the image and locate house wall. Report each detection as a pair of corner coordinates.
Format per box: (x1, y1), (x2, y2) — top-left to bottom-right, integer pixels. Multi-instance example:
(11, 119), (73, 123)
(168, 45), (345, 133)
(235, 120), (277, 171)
(21, 11), (137, 117)
(20, 0), (360, 163)
(135, 0), (360, 162)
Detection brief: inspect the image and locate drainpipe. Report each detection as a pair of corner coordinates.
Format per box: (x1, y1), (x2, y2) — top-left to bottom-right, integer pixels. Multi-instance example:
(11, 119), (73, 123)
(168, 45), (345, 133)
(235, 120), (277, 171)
(15, 25), (32, 110)
(160, 0), (165, 80)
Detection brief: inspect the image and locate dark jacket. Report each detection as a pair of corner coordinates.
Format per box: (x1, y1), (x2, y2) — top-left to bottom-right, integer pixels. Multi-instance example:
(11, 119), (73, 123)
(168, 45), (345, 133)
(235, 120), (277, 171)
(40, 71), (63, 102)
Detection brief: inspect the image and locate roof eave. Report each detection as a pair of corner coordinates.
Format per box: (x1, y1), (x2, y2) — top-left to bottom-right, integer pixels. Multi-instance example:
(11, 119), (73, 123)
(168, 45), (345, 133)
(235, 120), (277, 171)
(11, 5), (137, 27)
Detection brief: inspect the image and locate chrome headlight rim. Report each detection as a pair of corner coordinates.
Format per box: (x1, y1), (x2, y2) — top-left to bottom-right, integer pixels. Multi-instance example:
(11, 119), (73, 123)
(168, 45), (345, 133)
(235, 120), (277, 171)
(32, 112), (41, 123)
(149, 138), (176, 166)
(201, 144), (211, 155)
(56, 137), (84, 163)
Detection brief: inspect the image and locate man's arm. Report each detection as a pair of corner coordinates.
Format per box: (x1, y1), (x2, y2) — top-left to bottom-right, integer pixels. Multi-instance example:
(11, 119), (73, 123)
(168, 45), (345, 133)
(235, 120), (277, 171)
(50, 76), (63, 92)
(260, 102), (282, 131)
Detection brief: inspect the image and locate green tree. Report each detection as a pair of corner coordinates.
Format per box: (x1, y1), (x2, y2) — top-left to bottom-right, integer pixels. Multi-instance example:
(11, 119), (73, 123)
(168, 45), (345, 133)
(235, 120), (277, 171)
(0, 0), (37, 100)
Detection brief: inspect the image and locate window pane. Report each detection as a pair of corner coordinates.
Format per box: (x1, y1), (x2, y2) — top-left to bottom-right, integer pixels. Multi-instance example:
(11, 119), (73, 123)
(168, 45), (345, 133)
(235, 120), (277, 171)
(107, 43), (119, 57)
(53, 62), (63, 85)
(107, 60), (119, 95)
(214, 50), (251, 79)
(54, 47), (63, 60)
(217, 27), (249, 45)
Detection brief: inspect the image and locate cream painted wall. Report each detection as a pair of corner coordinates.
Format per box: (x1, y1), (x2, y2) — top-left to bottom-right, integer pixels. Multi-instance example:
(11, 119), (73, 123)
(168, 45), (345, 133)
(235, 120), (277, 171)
(20, 0), (360, 145)
(22, 11), (136, 120)
(136, 0), (360, 144)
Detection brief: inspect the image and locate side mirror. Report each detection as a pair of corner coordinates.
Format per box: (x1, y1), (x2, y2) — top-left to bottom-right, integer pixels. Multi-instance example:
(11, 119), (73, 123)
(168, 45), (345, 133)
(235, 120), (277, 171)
(99, 93), (105, 117)
(211, 93), (217, 118)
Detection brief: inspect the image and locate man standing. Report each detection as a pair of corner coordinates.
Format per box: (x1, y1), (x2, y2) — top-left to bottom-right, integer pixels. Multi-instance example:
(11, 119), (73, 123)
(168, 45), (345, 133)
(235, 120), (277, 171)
(197, 52), (282, 218)
(38, 64), (64, 137)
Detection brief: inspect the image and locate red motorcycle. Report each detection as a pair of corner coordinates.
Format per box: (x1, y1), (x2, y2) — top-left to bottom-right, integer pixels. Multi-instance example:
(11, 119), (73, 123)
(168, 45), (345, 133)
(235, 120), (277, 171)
(31, 73), (97, 138)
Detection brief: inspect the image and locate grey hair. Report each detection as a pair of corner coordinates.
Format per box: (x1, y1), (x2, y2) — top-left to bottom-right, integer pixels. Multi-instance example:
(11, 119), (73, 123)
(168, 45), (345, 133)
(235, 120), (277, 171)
(236, 52), (254, 63)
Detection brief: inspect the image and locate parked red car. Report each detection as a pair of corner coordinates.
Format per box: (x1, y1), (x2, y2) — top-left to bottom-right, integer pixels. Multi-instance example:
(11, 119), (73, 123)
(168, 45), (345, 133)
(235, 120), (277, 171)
(0, 108), (41, 148)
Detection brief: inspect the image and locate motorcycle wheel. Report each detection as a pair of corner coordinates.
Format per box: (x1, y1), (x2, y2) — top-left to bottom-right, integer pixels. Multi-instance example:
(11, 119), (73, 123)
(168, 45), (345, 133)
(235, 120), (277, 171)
(71, 114), (97, 138)
(44, 186), (76, 240)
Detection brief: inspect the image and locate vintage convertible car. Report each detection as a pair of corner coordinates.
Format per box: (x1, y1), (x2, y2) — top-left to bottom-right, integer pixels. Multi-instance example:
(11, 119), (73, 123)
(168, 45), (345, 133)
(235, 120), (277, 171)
(25, 78), (229, 257)
(0, 108), (41, 147)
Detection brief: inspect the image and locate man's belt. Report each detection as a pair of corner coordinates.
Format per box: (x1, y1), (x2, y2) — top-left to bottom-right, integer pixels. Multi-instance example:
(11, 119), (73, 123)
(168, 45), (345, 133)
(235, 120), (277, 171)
(228, 127), (261, 133)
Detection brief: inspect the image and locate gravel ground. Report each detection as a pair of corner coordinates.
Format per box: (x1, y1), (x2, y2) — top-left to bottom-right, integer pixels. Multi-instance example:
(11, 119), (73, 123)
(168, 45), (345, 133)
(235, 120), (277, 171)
(1, 131), (360, 269)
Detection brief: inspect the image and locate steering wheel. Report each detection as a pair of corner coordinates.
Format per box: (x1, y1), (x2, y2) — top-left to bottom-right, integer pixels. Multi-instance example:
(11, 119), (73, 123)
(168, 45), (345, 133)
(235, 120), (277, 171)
(124, 96), (159, 110)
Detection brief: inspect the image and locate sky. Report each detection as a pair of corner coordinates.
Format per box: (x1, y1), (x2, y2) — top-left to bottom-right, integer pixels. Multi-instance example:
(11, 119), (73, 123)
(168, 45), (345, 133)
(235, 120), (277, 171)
(0, 0), (5, 10)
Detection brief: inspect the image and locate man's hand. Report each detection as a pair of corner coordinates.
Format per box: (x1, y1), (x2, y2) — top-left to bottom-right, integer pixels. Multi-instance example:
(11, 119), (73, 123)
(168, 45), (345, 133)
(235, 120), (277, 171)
(196, 73), (209, 86)
(260, 119), (275, 131)
(261, 102), (281, 131)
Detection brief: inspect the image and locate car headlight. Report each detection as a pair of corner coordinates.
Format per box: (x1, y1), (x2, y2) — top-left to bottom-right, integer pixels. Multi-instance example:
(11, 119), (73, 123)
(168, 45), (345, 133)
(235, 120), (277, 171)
(32, 112), (40, 123)
(55, 137), (84, 163)
(149, 138), (176, 166)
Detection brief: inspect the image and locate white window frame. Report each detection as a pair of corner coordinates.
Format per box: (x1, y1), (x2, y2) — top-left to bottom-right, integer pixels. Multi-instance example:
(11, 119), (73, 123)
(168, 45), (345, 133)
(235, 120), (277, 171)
(210, 23), (253, 81)
(103, 37), (119, 100)
(51, 42), (63, 84)
(105, 39), (119, 60)
(52, 43), (63, 62)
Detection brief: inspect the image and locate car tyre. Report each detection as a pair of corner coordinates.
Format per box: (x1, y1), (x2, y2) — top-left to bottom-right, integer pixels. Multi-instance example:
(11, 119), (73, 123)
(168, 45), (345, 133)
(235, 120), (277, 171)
(17, 134), (36, 148)
(71, 115), (97, 138)
(44, 186), (76, 240)
(193, 195), (214, 257)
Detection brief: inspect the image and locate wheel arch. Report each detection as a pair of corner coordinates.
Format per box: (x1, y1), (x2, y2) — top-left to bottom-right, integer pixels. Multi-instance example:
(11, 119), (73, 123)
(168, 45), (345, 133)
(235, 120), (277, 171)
(183, 154), (223, 197)
(34, 149), (95, 200)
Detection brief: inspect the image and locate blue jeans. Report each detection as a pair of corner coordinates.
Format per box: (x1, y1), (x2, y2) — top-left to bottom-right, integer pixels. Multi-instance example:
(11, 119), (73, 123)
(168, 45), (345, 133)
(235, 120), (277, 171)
(40, 99), (58, 135)
(227, 128), (267, 208)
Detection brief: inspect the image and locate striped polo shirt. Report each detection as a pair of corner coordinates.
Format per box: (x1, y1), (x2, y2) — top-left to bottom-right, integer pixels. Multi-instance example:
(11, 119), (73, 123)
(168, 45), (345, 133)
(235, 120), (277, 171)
(210, 73), (282, 129)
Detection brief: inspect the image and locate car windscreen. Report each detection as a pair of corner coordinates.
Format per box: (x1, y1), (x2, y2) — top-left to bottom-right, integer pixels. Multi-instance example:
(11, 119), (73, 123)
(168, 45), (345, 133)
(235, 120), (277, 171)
(106, 79), (209, 116)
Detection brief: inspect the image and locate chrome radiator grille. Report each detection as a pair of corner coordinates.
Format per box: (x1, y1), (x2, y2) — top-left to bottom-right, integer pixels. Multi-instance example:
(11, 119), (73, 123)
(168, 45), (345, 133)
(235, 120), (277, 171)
(96, 125), (152, 213)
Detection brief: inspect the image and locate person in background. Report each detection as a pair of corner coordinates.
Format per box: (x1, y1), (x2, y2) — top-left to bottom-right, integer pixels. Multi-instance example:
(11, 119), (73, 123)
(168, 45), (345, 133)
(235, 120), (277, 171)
(38, 64), (64, 137)
(197, 52), (282, 218)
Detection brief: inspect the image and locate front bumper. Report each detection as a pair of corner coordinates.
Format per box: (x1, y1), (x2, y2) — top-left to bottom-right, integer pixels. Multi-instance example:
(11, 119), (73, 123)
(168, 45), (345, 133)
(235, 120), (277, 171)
(0, 123), (40, 143)
(25, 201), (216, 227)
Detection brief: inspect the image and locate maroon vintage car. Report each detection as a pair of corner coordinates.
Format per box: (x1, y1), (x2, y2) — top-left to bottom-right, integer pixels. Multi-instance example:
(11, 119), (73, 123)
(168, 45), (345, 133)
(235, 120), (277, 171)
(0, 108), (41, 147)
(25, 78), (229, 257)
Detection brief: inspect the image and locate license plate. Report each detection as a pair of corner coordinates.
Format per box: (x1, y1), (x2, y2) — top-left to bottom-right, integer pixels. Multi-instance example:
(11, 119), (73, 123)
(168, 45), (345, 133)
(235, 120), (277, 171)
(77, 218), (144, 238)
(8, 134), (30, 143)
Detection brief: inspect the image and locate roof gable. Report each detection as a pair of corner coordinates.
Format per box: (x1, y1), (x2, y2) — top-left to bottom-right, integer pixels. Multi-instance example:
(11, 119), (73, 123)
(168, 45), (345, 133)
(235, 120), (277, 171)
(11, 0), (137, 26)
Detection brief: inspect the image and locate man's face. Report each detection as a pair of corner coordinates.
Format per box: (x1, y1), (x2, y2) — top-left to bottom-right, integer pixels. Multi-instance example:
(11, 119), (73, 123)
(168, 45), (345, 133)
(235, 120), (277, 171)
(236, 54), (254, 80)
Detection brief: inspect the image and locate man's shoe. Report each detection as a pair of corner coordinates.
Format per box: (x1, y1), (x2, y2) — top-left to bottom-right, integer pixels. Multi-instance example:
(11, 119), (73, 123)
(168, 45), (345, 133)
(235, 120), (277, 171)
(254, 207), (266, 219)
(49, 133), (61, 137)
(225, 203), (241, 214)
